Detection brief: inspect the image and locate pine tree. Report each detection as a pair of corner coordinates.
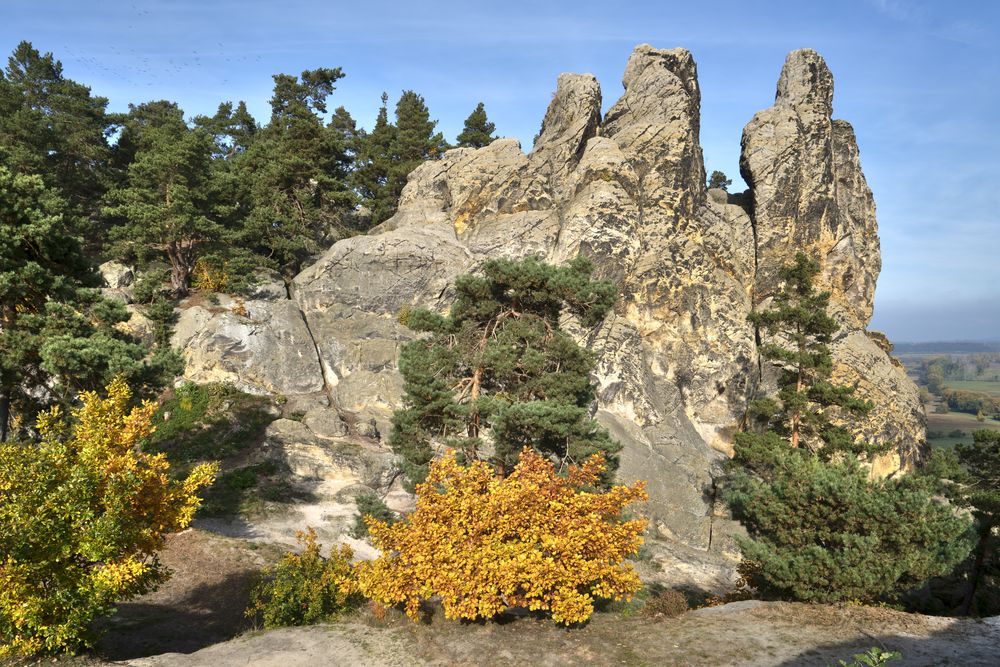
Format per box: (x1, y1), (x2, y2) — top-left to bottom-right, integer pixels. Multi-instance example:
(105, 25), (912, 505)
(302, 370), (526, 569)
(390, 256), (618, 486)
(456, 102), (497, 148)
(105, 102), (220, 295)
(0, 166), (158, 442)
(748, 252), (876, 458)
(352, 92), (396, 224)
(392, 90), (447, 164)
(724, 252), (973, 604)
(232, 68), (355, 278)
(355, 91), (447, 226)
(955, 429), (1000, 615)
(0, 42), (113, 238)
(707, 170), (732, 191)
(724, 439), (973, 604)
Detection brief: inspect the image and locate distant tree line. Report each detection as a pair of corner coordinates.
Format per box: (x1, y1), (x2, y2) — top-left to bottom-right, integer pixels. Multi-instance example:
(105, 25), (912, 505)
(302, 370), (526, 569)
(920, 356), (1000, 418)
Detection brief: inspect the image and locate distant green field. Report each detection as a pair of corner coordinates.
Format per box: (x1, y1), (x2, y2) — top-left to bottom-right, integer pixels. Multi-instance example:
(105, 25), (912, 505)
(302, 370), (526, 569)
(945, 380), (1000, 397)
(926, 409), (1000, 449)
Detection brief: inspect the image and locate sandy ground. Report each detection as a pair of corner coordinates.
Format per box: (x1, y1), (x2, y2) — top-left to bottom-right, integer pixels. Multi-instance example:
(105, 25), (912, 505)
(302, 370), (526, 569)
(56, 529), (997, 667)
(126, 600), (1000, 667)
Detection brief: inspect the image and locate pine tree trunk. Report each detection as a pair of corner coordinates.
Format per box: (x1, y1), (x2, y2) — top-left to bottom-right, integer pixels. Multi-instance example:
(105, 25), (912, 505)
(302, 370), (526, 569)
(166, 242), (191, 297)
(792, 327), (803, 448)
(0, 390), (9, 443)
(959, 524), (991, 616)
(468, 367), (482, 440)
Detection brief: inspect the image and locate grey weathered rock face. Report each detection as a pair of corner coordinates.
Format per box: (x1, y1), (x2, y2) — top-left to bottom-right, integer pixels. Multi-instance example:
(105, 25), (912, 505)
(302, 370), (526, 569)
(264, 418), (397, 492)
(171, 290), (325, 397)
(741, 49), (923, 467)
(99, 260), (136, 301)
(174, 44), (924, 588)
(741, 49), (881, 330)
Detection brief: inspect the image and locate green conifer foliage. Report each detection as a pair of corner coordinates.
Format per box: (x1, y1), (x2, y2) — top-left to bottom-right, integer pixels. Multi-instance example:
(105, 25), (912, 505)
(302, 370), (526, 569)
(725, 253), (974, 604)
(707, 170), (732, 191)
(955, 430), (1000, 615)
(748, 252), (876, 458)
(390, 257), (618, 486)
(193, 100), (258, 159)
(0, 41), (113, 238)
(105, 102), (220, 296)
(232, 69), (356, 279)
(0, 167), (157, 441)
(456, 102), (497, 148)
(354, 91), (447, 225)
(725, 439), (973, 604)
(352, 93), (396, 224)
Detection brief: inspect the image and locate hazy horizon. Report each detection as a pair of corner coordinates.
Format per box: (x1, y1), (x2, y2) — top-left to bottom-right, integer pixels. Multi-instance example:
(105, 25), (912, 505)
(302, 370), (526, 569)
(3, 0), (998, 342)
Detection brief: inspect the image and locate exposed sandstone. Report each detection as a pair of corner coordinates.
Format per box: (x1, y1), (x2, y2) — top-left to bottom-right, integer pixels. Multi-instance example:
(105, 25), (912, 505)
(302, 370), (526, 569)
(171, 294), (324, 396)
(741, 49), (922, 466)
(173, 44), (924, 587)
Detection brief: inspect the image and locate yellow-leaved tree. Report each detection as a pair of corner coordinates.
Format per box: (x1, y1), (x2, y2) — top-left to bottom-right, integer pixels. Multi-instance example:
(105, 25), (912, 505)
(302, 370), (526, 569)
(0, 379), (217, 656)
(353, 447), (647, 624)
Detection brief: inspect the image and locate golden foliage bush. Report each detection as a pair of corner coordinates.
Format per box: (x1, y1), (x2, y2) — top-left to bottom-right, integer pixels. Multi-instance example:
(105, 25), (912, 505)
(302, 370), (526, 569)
(0, 379), (217, 656)
(352, 448), (647, 624)
(192, 257), (228, 293)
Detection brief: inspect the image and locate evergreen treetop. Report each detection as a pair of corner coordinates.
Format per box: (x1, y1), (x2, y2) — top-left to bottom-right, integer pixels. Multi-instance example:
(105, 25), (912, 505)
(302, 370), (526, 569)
(390, 256), (618, 486)
(352, 92), (396, 224)
(105, 103), (221, 295)
(708, 170), (732, 191)
(456, 102), (497, 148)
(748, 252), (875, 458)
(392, 90), (447, 163)
(0, 41), (113, 238)
(232, 69), (356, 278)
(353, 90), (448, 226)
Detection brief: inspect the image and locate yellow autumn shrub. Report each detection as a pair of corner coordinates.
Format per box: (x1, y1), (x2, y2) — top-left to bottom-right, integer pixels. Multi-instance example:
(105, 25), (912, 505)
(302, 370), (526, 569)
(353, 447), (648, 624)
(192, 257), (228, 293)
(0, 379), (217, 656)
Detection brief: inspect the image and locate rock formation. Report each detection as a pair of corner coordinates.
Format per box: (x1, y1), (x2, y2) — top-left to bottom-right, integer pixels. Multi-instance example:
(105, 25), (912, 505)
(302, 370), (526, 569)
(167, 45), (925, 589)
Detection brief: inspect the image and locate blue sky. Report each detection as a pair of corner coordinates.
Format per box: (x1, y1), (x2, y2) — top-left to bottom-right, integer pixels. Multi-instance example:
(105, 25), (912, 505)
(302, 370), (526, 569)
(4, 0), (998, 341)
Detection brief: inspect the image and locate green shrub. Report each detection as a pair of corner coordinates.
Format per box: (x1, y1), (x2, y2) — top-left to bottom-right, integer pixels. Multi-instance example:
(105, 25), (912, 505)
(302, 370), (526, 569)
(832, 647), (901, 667)
(144, 382), (276, 463)
(350, 491), (397, 539)
(0, 381), (216, 656)
(199, 460), (283, 517)
(724, 435), (974, 604)
(246, 528), (359, 628)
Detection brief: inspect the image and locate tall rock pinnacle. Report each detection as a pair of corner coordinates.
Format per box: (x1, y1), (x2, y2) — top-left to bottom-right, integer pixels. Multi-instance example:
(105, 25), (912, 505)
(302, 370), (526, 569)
(742, 49), (880, 330)
(173, 44), (926, 588)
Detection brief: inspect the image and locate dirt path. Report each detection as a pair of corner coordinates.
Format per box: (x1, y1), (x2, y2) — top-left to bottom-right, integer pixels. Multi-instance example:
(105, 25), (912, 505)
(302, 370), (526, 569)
(95, 530), (283, 661)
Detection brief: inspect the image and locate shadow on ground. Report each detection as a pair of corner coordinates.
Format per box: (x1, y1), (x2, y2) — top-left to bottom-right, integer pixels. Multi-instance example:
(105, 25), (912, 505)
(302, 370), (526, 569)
(96, 567), (258, 660)
(776, 617), (1000, 667)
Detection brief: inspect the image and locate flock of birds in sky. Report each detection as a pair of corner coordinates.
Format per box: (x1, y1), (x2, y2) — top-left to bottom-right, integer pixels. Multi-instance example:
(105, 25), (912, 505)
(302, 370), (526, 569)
(51, 3), (269, 90)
